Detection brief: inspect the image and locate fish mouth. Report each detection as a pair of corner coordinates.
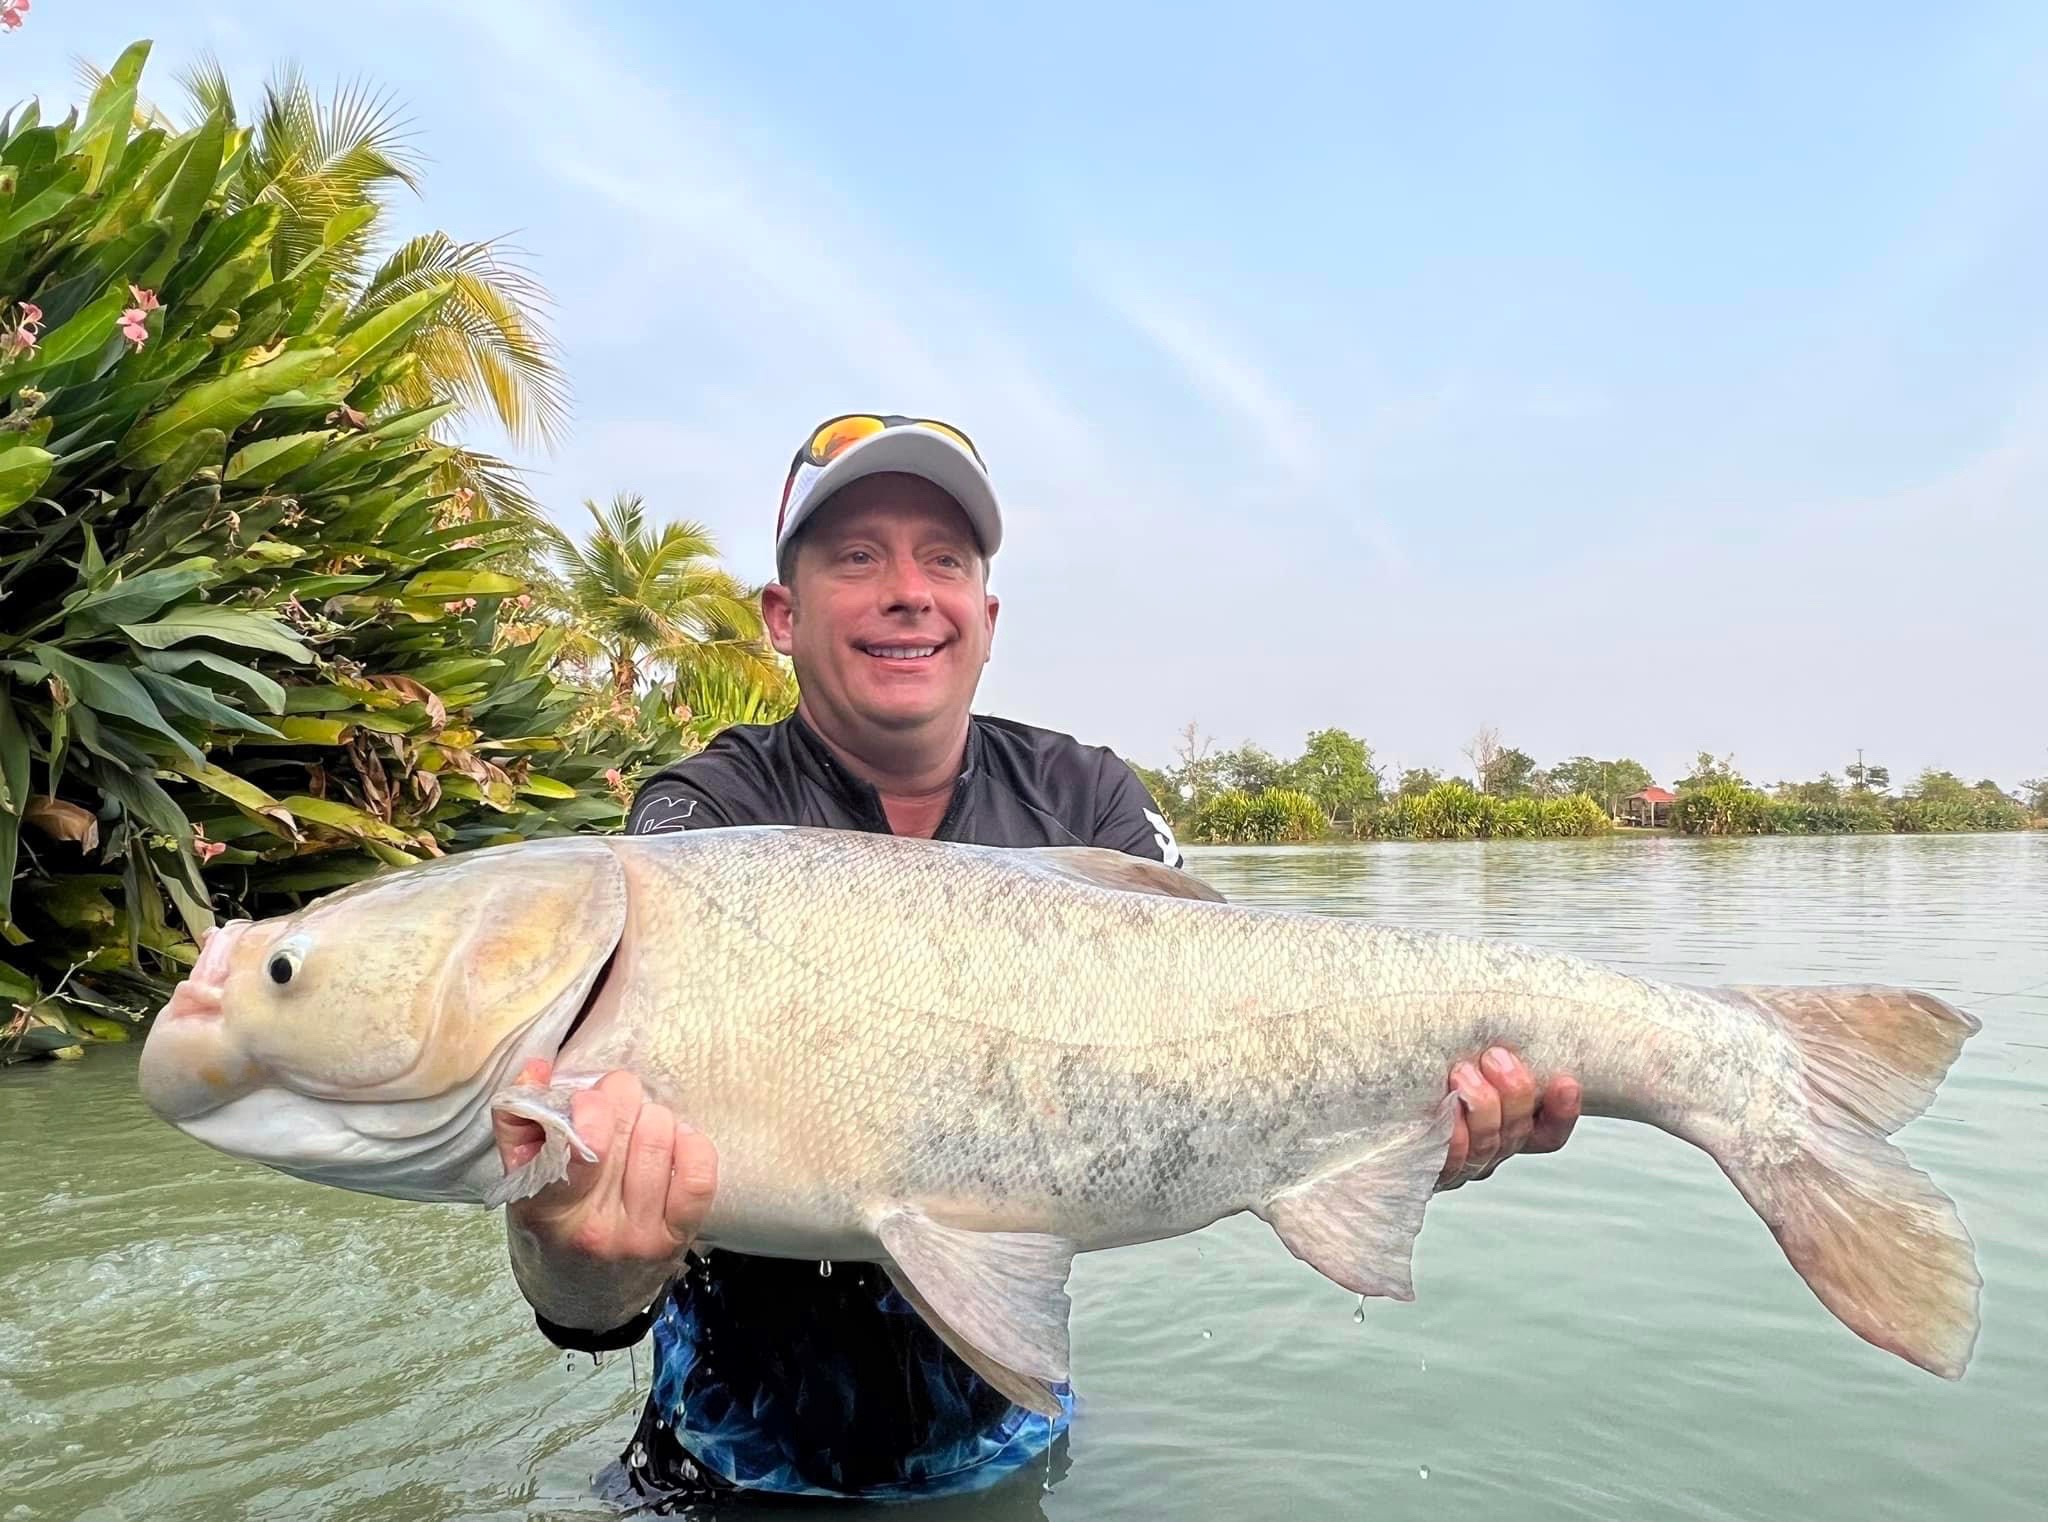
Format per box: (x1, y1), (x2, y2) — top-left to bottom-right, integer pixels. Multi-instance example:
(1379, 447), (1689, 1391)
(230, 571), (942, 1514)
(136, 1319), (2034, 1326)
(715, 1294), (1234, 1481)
(160, 920), (250, 1023)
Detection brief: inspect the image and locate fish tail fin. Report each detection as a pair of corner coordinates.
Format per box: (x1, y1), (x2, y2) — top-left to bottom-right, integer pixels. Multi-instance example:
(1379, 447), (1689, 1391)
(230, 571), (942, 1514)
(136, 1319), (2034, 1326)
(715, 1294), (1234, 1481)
(1716, 985), (1982, 1380)
(483, 1078), (603, 1208)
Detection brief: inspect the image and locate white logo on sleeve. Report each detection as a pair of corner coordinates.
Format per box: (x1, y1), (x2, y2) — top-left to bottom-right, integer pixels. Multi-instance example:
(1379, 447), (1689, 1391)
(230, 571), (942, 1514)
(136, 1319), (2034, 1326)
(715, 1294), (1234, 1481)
(1143, 807), (1184, 868)
(636, 795), (698, 832)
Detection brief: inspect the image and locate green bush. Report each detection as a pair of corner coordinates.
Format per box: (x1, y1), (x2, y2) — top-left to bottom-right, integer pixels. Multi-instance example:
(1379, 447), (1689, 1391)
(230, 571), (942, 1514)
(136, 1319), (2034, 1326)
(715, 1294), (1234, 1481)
(0, 51), (657, 1060)
(1671, 781), (1773, 836)
(1351, 785), (1611, 841)
(1191, 787), (1328, 843)
(1537, 793), (1611, 837)
(1671, 784), (2027, 838)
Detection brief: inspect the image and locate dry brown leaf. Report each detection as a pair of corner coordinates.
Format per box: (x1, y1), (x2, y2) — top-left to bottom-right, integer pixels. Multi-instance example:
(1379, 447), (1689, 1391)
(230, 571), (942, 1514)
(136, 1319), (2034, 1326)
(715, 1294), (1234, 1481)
(25, 797), (98, 852)
(367, 675), (448, 731)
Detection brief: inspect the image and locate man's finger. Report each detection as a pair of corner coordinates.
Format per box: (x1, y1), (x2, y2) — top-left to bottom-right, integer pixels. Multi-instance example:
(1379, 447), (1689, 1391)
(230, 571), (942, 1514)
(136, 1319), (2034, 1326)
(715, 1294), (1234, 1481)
(553, 1071), (641, 1202)
(620, 1101), (679, 1232)
(665, 1126), (719, 1247)
(1482, 1047), (1538, 1162)
(1437, 1102), (1472, 1189)
(1526, 1074), (1583, 1154)
(1453, 1061), (1500, 1180)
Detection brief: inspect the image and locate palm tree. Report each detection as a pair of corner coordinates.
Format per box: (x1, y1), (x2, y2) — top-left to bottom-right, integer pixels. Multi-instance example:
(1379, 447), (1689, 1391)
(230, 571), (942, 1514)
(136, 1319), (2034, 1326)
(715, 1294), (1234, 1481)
(81, 54), (569, 523)
(541, 494), (792, 708)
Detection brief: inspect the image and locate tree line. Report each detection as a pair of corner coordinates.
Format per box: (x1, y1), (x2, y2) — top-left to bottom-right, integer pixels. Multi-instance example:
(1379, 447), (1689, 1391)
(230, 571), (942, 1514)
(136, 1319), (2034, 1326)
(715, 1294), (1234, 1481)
(1133, 723), (2048, 845)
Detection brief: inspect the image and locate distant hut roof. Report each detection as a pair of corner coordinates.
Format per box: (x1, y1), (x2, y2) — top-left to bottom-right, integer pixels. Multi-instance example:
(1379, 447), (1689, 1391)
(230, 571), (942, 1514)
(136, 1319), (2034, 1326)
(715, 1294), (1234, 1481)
(1629, 787), (1677, 804)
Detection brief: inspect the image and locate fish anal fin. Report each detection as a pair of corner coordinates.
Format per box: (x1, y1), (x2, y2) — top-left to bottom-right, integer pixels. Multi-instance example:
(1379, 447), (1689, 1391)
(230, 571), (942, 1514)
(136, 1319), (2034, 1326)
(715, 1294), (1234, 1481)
(1255, 1098), (1457, 1300)
(883, 1262), (1064, 1416)
(1028, 845), (1226, 903)
(874, 1207), (1077, 1399)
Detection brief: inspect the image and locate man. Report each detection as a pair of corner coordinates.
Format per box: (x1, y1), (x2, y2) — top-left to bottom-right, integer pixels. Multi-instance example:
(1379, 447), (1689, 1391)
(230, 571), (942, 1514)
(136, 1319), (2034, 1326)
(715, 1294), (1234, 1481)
(493, 413), (1583, 1507)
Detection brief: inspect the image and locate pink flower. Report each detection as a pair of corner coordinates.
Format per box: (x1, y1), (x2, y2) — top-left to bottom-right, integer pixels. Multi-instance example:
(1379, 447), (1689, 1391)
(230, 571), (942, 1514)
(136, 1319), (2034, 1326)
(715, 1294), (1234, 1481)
(0, 1), (27, 33)
(605, 769), (625, 789)
(442, 597), (477, 615)
(119, 287), (160, 351)
(3, 299), (40, 358)
(192, 823), (226, 864)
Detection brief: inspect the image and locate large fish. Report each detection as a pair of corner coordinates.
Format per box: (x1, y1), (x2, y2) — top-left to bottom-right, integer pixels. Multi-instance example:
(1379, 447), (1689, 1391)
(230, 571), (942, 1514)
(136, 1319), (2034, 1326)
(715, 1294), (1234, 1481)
(137, 825), (1983, 1408)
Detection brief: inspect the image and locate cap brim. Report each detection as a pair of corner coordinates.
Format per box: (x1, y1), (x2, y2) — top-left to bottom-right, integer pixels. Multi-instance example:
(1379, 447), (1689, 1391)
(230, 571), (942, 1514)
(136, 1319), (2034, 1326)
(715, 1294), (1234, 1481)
(779, 430), (1002, 558)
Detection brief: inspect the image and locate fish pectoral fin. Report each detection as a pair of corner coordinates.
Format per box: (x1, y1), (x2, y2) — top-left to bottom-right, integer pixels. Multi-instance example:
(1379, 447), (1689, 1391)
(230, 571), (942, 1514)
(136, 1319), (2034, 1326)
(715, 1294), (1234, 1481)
(875, 1207), (1077, 1406)
(481, 1078), (604, 1208)
(1254, 1096), (1458, 1301)
(882, 1262), (1066, 1417)
(1024, 845), (1227, 903)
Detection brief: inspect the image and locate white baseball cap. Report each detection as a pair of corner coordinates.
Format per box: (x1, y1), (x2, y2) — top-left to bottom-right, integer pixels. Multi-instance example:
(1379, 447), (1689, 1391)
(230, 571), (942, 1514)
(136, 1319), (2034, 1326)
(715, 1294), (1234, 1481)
(774, 414), (1003, 562)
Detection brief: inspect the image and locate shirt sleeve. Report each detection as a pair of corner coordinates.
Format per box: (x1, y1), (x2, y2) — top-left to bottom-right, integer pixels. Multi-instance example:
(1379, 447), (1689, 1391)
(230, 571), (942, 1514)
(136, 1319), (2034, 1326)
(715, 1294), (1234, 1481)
(1089, 752), (1186, 868)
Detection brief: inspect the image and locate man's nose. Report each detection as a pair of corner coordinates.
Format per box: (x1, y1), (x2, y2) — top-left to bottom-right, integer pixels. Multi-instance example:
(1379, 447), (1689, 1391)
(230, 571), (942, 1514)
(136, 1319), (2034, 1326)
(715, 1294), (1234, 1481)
(879, 559), (934, 612)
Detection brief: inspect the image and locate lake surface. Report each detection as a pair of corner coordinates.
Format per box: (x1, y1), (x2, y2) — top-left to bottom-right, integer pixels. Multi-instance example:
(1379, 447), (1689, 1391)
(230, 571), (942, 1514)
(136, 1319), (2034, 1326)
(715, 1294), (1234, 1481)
(3, 831), (2044, 1521)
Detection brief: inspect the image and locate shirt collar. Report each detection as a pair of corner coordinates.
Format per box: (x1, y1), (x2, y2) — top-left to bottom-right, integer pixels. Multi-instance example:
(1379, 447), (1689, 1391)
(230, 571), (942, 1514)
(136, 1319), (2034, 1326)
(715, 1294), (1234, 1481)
(783, 710), (982, 827)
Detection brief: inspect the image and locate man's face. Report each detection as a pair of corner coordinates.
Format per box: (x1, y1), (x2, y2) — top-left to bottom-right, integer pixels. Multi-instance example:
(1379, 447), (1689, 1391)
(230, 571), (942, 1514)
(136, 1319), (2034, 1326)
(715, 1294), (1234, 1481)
(762, 473), (999, 738)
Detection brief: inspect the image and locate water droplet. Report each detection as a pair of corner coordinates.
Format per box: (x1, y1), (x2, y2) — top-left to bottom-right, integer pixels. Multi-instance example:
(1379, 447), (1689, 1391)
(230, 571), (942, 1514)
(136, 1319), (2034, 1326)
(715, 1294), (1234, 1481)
(1200, 1329), (1213, 1340)
(1352, 1297), (1366, 1324)
(655, 1418), (667, 1432)
(682, 1460), (699, 1481)
(629, 1442), (647, 1470)
(1419, 1356), (1427, 1373)
(819, 1259), (833, 1278)
(1419, 1465), (1430, 1480)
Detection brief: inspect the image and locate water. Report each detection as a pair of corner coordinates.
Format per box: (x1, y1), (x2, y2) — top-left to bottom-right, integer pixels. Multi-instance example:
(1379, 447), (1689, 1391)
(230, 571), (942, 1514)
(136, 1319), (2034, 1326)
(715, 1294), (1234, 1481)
(3, 832), (2044, 1520)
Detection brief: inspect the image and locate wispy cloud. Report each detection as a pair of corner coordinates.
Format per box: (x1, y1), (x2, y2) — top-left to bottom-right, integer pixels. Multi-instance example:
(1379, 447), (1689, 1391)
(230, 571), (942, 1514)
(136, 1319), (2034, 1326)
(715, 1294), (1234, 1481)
(1078, 261), (1413, 573)
(448, 0), (1152, 581)
(1097, 284), (1325, 482)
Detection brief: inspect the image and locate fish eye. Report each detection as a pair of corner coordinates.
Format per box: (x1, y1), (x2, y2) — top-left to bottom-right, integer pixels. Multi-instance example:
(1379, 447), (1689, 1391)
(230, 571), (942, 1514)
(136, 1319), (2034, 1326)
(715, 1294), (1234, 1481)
(268, 941), (307, 987)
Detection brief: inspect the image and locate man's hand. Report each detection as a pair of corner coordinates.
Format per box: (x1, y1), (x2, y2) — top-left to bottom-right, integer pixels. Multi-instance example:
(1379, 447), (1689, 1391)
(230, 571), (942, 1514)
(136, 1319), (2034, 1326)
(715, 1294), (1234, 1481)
(1437, 1047), (1581, 1190)
(492, 1058), (719, 1333)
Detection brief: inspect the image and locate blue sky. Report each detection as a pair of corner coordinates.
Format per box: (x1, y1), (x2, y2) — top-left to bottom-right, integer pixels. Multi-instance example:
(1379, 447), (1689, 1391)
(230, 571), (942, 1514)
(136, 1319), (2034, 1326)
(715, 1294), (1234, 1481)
(10, 2), (2047, 787)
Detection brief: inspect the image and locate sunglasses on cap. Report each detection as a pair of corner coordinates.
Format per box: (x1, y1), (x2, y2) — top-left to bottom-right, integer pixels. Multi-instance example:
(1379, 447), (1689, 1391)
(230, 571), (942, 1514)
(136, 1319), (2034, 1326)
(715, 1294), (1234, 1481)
(795, 413), (985, 470)
(778, 414), (986, 519)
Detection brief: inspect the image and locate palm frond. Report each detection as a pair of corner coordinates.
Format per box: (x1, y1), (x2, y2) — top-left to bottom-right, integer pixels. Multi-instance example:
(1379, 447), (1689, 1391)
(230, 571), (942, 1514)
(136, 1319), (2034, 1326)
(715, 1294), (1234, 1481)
(175, 52), (237, 127)
(317, 76), (422, 193)
(357, 233), (570, 450)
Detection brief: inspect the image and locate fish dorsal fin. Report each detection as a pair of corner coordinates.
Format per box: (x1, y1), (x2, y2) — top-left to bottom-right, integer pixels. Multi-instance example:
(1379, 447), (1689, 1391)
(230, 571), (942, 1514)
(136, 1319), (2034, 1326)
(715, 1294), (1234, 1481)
(875, 1207), (1077, 1415)
(1026, 846), (1227, 903)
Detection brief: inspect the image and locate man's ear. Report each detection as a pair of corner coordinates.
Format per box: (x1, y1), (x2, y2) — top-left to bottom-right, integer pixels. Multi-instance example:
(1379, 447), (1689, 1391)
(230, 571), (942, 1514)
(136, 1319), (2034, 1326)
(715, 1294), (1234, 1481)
(983, 591), (1000, 663)
(762, 581), (797, 657)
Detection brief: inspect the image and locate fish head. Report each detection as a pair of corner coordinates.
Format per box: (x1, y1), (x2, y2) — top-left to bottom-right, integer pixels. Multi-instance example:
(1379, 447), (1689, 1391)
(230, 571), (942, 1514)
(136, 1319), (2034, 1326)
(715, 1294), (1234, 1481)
(137, 837), (628, 1201)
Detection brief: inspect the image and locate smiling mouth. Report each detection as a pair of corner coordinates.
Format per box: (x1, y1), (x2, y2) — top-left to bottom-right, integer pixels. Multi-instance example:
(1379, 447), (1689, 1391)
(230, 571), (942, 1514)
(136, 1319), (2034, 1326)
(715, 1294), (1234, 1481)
(862, 642), (944, 661)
